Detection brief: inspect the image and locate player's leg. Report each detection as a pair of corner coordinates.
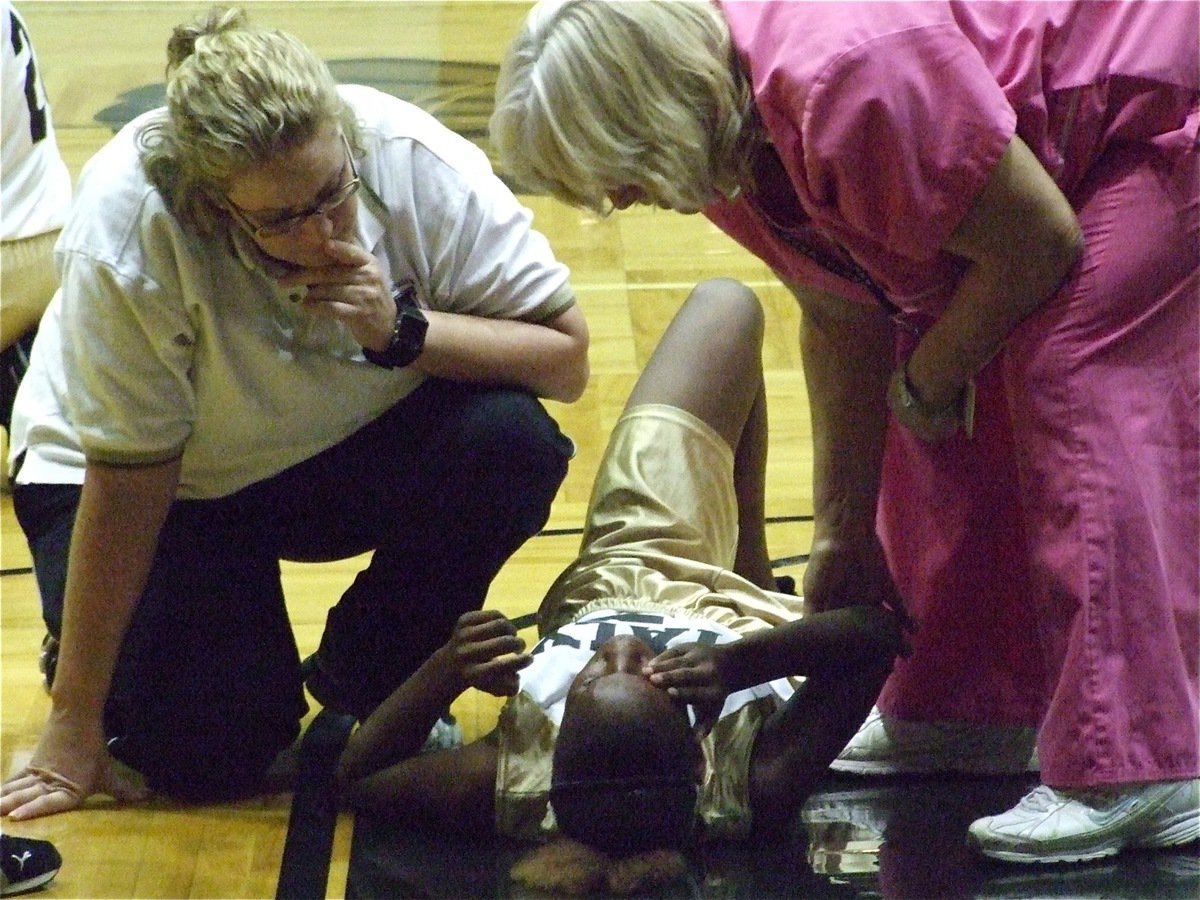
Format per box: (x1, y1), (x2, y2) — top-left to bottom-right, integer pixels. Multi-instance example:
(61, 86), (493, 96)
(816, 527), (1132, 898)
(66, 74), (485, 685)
(625, 277), (764, 450)
(624, 278), (774, 587)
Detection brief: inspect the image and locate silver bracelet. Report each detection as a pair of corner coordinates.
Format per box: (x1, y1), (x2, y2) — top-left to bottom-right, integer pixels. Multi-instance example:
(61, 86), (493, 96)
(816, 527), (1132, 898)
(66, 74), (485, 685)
(892, 359), (976, 438)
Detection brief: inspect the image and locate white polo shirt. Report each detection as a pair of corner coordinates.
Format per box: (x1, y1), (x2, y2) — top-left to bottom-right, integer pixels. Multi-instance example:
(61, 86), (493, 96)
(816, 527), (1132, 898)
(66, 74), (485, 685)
(10, 85), (574, 498)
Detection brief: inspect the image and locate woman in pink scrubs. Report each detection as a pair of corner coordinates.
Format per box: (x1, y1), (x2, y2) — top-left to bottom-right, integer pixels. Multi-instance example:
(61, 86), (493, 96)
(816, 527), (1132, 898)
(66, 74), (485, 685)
(492, 0), (1198, 864)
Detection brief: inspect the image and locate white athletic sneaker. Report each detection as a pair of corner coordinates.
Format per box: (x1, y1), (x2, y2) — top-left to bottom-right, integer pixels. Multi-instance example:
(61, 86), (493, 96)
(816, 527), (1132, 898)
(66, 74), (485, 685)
(831, 707), (1039, 776)
(968, 779), (1200, 864)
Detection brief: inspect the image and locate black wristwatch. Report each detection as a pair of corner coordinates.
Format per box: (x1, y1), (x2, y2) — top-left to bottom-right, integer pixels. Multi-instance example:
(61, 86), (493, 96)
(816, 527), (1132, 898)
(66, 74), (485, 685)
(363, 282), (428, 369)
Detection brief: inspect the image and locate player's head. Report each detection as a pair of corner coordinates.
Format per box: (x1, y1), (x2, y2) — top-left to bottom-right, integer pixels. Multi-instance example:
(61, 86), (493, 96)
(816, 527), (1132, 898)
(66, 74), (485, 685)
(138, 5), (358, 239)
(509, 634), (700, 892)
(549, 634), (702, 855)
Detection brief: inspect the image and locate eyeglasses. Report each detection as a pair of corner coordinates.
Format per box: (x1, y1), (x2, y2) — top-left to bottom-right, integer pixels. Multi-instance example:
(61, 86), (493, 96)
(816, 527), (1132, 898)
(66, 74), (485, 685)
(228, 132), (360, 240)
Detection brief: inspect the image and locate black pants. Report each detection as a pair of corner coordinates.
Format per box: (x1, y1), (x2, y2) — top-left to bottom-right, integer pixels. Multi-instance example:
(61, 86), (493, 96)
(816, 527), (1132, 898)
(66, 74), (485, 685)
(13, 380), (572, 800)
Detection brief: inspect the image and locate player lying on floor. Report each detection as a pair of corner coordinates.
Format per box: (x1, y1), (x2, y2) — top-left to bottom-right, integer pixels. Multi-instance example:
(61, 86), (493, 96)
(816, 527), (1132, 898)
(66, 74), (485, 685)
(334, 278), (910, 895)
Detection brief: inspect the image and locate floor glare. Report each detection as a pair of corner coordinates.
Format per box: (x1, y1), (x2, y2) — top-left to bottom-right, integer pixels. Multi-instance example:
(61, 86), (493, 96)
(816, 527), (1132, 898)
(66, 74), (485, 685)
(346, 773), (1199, 898)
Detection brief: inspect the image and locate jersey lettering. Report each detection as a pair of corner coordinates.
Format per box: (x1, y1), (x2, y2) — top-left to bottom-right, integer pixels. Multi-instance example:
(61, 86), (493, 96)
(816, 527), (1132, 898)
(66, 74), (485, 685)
(10, 10), (48, 144)
(530, 610), (725, 656)
(532, 631), (582, 654)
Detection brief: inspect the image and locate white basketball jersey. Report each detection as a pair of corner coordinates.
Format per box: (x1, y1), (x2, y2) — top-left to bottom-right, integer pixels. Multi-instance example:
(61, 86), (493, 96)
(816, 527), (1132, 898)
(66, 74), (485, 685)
(2, 2), (71, 241)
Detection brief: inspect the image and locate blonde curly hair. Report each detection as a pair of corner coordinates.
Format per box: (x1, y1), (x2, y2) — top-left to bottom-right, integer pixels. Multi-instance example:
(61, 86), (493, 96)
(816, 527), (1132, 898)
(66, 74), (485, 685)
(138, 6), (360, 237)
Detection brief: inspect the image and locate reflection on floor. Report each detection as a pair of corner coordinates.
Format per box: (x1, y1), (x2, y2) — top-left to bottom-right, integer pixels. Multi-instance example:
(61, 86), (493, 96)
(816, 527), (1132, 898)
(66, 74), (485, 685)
(347, 773), (1200, 898)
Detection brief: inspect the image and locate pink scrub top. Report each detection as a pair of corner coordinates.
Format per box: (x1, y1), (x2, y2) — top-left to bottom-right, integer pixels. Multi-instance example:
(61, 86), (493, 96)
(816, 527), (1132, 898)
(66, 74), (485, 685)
(707, 0), (1199, 316)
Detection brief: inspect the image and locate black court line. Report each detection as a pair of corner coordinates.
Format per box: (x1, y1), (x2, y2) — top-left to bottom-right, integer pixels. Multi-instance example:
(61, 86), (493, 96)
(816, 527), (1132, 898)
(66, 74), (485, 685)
(0, 516), (814, 580)
(539, 513), (813, 539)
(509, 612), (538, 631)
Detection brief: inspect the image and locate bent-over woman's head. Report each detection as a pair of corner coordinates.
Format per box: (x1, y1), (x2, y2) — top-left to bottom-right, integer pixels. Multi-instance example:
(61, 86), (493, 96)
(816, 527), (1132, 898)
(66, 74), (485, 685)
(491, 0), (758, 215)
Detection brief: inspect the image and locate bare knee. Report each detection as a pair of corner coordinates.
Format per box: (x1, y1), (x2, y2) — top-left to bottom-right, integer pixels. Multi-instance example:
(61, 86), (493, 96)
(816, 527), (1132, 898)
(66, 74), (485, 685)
(685, 278), (764, 348)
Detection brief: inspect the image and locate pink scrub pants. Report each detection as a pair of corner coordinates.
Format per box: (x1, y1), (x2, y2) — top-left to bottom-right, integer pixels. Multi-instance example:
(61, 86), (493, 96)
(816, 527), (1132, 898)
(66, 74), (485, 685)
(876, 130), (1199, 788)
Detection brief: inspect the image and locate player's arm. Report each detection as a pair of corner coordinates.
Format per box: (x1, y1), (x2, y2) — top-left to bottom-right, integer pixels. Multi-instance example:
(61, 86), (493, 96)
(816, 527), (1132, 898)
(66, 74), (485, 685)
(742, 606), (902, 832)
(334, 610), (528, 828)
(646, 605), (903, 832)
(337, 735), (500, 833)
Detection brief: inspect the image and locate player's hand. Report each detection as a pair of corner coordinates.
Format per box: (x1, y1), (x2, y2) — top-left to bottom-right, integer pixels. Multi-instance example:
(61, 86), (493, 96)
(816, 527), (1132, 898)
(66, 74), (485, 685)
(278, 239), (396, 350)
(804, 533), (916, 651)
(447, 609), (532, 698)
(643, 642), (731, 738)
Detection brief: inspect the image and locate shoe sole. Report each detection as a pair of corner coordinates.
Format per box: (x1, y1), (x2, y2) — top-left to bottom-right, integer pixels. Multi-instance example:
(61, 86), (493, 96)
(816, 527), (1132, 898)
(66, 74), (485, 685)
(971, 802), (1200, 864)
(832, 758), (1037, 776)
(972, 837), (1123, 864)
(3, 869), (61, 896)
(1133, 809), (1200, 849)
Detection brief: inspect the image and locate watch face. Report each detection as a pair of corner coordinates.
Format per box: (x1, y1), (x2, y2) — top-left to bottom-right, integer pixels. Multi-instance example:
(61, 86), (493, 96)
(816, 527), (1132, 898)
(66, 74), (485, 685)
(387, 304), (428, 367)
(398, 305), (428, 342)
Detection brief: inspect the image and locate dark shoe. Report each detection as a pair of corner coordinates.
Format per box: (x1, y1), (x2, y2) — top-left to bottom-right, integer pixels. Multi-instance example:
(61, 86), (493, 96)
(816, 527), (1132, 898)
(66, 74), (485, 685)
(0, 834), (62, 896)
(774, 574), (798, 595)
(38, 635), (57, 694)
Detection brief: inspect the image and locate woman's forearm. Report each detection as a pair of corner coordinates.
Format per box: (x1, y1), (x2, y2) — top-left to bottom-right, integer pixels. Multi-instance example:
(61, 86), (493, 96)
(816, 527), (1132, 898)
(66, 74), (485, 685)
(51, 458), (180, 722)
(795, 284), (893, 536)
(414, 302), (590, 402)
(905, 137), (1082, 409)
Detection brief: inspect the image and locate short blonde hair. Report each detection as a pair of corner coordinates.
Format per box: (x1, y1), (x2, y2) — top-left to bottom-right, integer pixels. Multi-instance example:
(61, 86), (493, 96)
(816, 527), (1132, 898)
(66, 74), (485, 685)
(491, 0), (757, 214)
(138, 6), (359, 237)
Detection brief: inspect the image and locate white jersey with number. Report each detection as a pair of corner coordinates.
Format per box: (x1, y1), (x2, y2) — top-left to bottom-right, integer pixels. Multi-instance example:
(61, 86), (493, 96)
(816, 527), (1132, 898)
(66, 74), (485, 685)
(1, 1), (71, 241)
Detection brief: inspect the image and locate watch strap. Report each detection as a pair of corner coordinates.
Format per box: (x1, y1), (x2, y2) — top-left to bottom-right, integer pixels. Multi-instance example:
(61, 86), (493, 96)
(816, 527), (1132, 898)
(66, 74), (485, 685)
(363, 282), (428, 369)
